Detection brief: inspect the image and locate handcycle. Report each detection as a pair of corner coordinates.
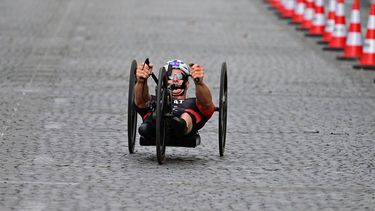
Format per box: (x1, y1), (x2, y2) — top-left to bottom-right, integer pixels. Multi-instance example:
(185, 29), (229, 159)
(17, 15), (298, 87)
(127, 59), (228, 164)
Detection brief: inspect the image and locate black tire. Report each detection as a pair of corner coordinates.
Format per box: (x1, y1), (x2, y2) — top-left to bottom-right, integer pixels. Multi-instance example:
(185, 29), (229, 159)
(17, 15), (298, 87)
(219, 62), (228, 156)
(128, 60), (137, 154)
(155, 67), (169, 164)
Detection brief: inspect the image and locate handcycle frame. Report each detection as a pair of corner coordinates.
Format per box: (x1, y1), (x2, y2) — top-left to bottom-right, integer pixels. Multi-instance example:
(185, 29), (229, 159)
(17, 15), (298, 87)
(127, 59), (228, 164)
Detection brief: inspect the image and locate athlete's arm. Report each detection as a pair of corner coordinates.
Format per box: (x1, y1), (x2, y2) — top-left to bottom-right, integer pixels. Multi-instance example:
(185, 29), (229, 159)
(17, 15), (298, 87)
(190, 64), (214, 113)
(134, 63), (153, 108)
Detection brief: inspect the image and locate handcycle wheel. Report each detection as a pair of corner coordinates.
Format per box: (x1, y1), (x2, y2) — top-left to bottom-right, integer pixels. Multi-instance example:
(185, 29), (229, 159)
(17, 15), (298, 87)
(155, 66), (170, 164)
(127, 60), (138, 154)
(219, 62), (228, 156)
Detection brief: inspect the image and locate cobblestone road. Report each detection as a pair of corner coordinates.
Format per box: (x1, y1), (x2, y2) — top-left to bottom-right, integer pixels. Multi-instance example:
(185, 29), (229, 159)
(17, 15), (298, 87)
(1, 0), (374, 210)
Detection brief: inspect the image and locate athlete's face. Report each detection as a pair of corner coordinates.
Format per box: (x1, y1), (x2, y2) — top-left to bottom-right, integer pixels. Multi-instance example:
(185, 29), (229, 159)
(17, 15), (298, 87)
(168, 69), (189, 97)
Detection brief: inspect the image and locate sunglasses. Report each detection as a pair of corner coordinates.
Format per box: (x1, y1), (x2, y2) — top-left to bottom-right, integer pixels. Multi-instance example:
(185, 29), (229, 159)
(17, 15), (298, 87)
(168, 72), (187, 80)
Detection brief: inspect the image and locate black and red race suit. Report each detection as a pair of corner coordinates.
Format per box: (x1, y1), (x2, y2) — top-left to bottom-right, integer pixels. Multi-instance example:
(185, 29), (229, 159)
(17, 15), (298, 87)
(135, 96), (215, 134)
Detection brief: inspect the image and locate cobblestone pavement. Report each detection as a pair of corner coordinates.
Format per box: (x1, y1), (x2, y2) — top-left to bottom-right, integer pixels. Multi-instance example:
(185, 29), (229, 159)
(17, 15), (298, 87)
(1, 0), (375, 210)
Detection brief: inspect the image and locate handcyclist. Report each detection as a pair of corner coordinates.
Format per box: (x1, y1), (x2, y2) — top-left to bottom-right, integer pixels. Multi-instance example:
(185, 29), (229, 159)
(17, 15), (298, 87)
(134, 59), (215, 138)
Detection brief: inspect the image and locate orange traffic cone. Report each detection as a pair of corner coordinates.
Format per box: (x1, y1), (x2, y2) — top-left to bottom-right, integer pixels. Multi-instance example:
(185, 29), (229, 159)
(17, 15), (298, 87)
(306, 0), (325, 37)
(271, 0), (281, 9)
(297, 0), (314, 31)
(318, 0), (337, 44)
(353, 3), (375, 70)
(337, 0), (362, 60)
(323, 0), (346, 51)
(284, 0), (295, 18)
(277, 0), (286, 15)
(290, 0), (305, 24)
(278, 0), (294, 19)
(265, 0), (279, 10)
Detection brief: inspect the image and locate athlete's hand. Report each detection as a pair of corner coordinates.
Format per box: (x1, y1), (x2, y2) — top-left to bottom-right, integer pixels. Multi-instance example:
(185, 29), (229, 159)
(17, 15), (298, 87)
(189, 63), (204, 85)
(136, 63), (153, 83)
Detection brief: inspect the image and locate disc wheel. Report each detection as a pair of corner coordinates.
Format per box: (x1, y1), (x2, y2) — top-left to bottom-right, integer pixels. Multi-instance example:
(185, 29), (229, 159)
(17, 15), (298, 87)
(127, 60), (137, 154)
(219, 62), (228, 156)
(155, 67), (169, 164)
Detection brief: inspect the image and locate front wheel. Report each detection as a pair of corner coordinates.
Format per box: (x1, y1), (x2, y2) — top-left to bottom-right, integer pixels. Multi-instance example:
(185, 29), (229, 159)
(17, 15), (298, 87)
(155, 66), (169, 164)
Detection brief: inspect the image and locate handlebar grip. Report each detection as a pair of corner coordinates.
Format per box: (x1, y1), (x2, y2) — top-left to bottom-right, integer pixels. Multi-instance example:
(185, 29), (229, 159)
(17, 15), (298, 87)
(144, 58), (150, 66)
(189, 63), (200, 83)
(140, 58), (150, 80)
